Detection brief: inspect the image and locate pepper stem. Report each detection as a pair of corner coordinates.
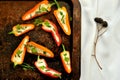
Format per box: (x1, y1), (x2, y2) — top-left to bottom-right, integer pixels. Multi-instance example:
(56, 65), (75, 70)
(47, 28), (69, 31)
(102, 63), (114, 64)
(8, 31), (14, 34)
(62, 44), (66, 51)
(14, 63), (17, 68)
(49, 2), (55, 7)
(54, 0), (60, 9)
(37, 56), (40, 61)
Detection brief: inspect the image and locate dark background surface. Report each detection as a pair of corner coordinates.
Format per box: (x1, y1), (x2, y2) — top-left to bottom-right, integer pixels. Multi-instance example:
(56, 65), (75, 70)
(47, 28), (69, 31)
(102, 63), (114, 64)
(0, 0), (81, 80)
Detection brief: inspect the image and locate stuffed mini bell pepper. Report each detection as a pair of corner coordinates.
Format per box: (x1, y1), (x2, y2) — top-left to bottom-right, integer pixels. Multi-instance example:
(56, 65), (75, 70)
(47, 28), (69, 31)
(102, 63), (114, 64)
(11, 36), (29, 67)
(8, 24), (35, 36)
(60, 44), (72, 73)
(53, 0), (71, 35)
(22, 0), (55, 21)
(34, 19), (62, 46)
(34, 56), (62, 78)
(27, 41), (54, 58)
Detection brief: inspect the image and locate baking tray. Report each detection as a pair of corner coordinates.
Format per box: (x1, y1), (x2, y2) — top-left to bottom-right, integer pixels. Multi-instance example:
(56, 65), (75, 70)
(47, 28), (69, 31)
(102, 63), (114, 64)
(0, 0), (81, 80)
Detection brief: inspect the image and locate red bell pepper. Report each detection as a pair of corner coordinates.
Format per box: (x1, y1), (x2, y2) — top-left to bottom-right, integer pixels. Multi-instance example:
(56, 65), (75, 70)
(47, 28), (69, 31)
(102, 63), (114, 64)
(22, 0), (55, 21)
(34, 19), (62, 46)
(34, 56), (62, 78)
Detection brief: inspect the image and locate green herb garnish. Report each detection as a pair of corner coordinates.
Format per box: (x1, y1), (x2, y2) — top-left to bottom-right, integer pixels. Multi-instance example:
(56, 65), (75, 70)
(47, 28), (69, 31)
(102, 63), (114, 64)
(36, 5), (48, 14)
(16, 50), (22, 57)
(34, 19), (43, 26)
(64, 57), (70, 64)
(16, 24), (27, 33)
(21, 63), (35, 71)
(29, 45), (37, 53)
(39, 66), (46, 70)
(44, 21), (51, 27)
(60, 11), (65, 24)
(43, 51), (46, 54)
(64, 53), (67, 56)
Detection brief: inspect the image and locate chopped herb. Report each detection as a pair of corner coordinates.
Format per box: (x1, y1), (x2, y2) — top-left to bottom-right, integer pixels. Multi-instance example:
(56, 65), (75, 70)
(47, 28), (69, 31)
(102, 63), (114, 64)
(16, 24), (22, 30)
(21, 63), (35, 71)
(44, 21), (51, 27)
(43, 51), (46, 54)
(64, 57), (69, 64)
(61, 15), (65, 24)
(60, 11), (65, 24)
(31, 47), (37, 53)
(16, 24), (27, 33)
(16, 50), (22, 57)
(45, 69), (50, 72)
(60, 11), (63, 15)
(35, 5), (48, 14)
(29, 45), (37, 53)
(39, 66), (46, 70)
(63, 53), (67, 56)
(34, 19), (43, 26)
(41, 7), (48, 12)
(53, 73), (61, 79)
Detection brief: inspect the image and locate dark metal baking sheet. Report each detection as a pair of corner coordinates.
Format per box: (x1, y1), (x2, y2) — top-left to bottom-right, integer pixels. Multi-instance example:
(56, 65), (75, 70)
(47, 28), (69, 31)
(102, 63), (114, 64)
(0, 0), (81, 80)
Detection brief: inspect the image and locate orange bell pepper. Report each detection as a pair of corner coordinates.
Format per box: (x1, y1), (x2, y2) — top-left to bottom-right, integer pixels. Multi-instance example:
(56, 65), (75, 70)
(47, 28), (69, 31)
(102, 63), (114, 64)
(53, 0), (71, 35)
(22, 0), (55, 21)
(8, 24), (35, 36)
(27, 41), (54, 58)
(11, 36), (29, 67)
(60, 44), (72, 74)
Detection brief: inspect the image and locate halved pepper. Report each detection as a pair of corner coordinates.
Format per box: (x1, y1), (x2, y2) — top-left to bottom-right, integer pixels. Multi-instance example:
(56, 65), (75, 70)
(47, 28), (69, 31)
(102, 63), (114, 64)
(34, 19), (62, 46)
(8, 24), (35, 36)
(53, 0), (71, 35)
(60, 44), (72, 73)
(11, 36), (29, 67)
(34, 56), (62, 78)
(22, 0), (55, 21)
(27, 41), (54, 58)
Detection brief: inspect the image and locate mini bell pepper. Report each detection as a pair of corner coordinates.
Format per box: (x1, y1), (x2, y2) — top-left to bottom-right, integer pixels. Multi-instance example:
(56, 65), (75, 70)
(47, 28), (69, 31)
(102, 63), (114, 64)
(34, 56), (62, 78)
(34, 19), (62, 46)
(53, 0), (71, 35)
(27, 41), (54, 58)
(8, 24), (35, 36)
(11, 36), (29, 67)
(60, 44), (72, 73)
(22, 0), (55, 21)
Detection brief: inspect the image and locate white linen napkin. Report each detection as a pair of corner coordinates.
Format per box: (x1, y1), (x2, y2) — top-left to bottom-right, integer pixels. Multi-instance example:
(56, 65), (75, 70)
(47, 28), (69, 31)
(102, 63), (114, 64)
(79, 0), (120, 80)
